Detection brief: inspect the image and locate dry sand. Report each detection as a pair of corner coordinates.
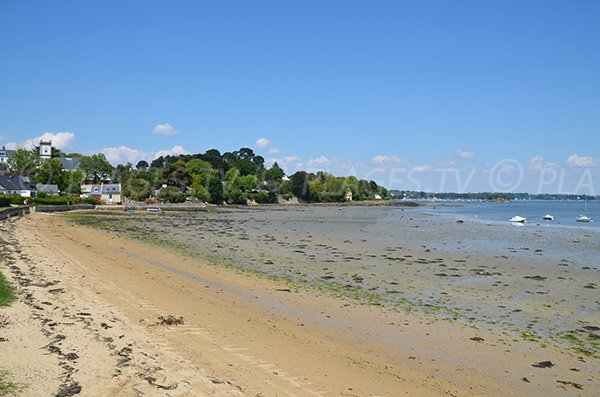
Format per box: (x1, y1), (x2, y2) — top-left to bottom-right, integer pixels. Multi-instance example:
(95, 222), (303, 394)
(0, 211), (597, 396)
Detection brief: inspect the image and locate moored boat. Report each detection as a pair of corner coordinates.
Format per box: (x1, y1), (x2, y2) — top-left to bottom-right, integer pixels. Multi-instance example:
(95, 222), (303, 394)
(543, 214), (554, 221)
(576, 214), (591, 222)
(509, 215), (527, 223)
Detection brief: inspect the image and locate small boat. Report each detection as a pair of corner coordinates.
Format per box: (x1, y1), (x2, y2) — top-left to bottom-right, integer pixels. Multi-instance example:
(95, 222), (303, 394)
(147, 207), (162, 212)
(542, 214), (554, 221)
(509, 215), (527, 223)
(576, 214), (591, 222)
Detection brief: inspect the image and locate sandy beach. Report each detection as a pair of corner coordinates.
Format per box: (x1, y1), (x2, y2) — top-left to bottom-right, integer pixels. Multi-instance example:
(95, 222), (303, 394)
(0, 207), (598, 396)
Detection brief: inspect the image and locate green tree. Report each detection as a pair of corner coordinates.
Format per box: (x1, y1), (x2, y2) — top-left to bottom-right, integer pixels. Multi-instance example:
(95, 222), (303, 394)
(133, 168), (159, 187)
(36, 159), (64, 185)
(234, 147), (255, 161)
(207, 175), (224, 204)
(79, 154), (114, 183)
(227, 187), (247, 205)
(191, 174), (211, 202)
(265, 162), (285, 182)
(200, 149), (225, 172)
(253, 155), (265, 169)
(113, 163), (133, 185)
(290, 171), (309, 200)
(157, 186), (186, 203)
(61, 169), (85, 194)
(186, 158), (214, 176)
(136, 160), (149, 170)
(238, 174), (258, 192)
(124, 178), (153, 201)
(237, 158), (257, 176)
(7, 148), (39, 176)
(150, 156), (166, 169)
(163, 160), (191, 190)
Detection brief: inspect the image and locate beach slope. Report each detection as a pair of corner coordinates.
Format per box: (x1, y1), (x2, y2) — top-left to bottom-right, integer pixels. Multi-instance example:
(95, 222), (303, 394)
(0, 212), (596, 396)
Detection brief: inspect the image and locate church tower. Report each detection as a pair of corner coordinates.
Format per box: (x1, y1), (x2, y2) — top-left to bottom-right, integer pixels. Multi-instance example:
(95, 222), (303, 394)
(39, 140), (52, 159)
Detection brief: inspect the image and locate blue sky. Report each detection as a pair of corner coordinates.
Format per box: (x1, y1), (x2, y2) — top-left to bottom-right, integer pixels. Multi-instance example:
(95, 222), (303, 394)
(1, 1), (599, 193)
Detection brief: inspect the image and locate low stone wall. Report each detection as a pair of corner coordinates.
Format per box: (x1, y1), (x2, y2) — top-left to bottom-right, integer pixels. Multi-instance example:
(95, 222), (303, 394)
(0, 206), (30, 220)
(34, 204), (96, 213)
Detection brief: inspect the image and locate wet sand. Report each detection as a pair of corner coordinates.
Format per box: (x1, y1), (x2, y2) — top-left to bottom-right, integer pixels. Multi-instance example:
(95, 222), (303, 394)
(0, 207), (598, 396)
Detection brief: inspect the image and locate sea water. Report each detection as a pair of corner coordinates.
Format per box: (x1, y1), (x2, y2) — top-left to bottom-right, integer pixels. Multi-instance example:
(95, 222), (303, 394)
(416, 200), (600, 229)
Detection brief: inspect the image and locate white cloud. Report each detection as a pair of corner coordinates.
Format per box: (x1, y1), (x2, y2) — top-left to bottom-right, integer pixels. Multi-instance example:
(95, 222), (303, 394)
(412, 165), (433, 172)
(256, 138), (270, 149)
(282, 155), (301, 163)
(307, 155), (330, 166)
(154, 145), (189, 159)
(5, 131), (76, 150)
(567, 154), (598, 168)
(456, 149), (474, 159)
(268, 147), (281, 155)
(268, 155), (303, 174)
(529, 156), (555, 171)
(371, 155), (406, 165)
(100, 146), (149, 165)
(152, 123), (178, 135)
(0, 136), (5, 143)
(97, 144), (190, 165)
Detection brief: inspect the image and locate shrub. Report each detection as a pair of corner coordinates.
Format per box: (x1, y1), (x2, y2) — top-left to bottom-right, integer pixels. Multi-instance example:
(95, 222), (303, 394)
(253, 191), (276, 204)
(124, 178), (153, 201)
(227, 188), (248, 205)
(157, 186), (186, 203)
(10, 196), (26, 205)
(0, 196), (13, 207)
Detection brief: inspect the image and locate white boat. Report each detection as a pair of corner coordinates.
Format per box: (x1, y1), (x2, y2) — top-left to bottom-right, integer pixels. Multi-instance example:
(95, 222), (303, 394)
(509, 215), (527, 223)
(542, 214), (554, 221)
(576, 200), (592, 222)
(576, 214), (591, 222)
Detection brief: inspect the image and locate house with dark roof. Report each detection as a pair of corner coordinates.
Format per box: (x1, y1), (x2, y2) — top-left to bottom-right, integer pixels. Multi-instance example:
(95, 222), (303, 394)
(54, 157), (81, 170)
(0, 175), (37, 197)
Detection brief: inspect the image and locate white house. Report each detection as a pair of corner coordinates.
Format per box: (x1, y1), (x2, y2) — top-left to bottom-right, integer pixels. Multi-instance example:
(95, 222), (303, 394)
(0, 147), (15, 165)
(81, 183), (122, 204)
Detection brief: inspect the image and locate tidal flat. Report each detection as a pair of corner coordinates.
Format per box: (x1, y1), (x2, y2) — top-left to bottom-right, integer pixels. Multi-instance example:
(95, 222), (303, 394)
(68, 204), (600, 358)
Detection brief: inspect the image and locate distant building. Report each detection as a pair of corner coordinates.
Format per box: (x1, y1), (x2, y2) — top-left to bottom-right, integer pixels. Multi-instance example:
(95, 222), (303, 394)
(39, 141), (52, 159)
(345, 189), (353, 202)
(0, 147), (16, 165)
(36, 184), (60, 196)
(0, 175), (37, 197)
(81, 183), (122, 204)
(54, 157), (81, 170)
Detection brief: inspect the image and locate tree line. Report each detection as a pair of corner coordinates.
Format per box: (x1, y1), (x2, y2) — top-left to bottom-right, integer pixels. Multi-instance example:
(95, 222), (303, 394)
(1, 146), (390, 204)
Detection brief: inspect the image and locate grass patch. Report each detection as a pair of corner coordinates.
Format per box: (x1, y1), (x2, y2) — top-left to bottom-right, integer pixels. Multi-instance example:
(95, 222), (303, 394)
(0, 272), (15, 307)
(0, 370), (25, 396)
